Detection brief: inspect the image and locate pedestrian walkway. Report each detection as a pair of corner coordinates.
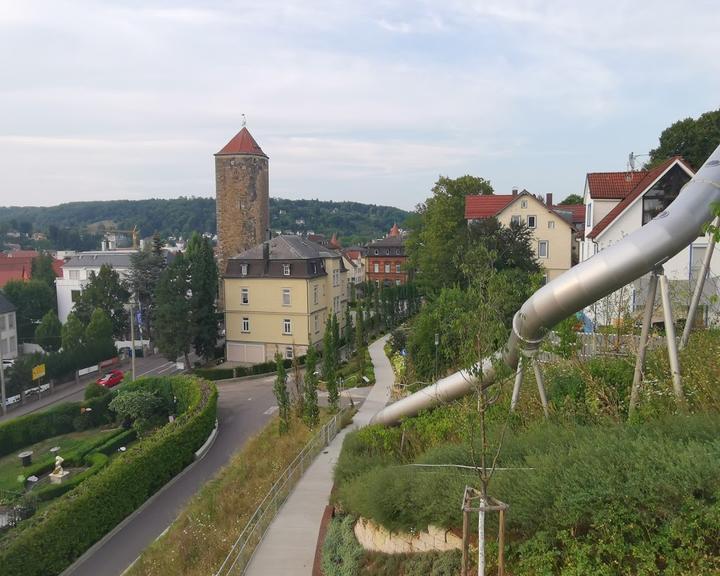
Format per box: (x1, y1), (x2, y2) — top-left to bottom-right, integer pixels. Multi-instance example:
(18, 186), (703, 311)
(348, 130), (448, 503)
(244, 335), (393, 576)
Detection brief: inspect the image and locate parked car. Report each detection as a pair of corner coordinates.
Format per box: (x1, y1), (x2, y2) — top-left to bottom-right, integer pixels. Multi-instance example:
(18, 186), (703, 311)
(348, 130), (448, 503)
(96, 369), (124, 388)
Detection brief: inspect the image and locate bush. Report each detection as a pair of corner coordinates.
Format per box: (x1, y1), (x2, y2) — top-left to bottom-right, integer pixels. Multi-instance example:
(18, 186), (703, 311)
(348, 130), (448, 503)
(322, 515), (364, 576)
(84, 382), (109, 400)
(0, 403), (78, 458)
(0, 375), (217, 576)
(363, 550), (462, 576)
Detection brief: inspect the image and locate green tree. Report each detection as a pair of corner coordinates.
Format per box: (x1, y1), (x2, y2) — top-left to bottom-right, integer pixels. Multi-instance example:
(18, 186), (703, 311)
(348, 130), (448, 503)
(355, 304), (365, 350)
(323, 315), (339, 411)
(74, 264), (130, 339)
(86, 308), (114, 347)
(406, 175), (494, 295)
(34, 310), (62, 352)
(303, 346), (320, 428)
(343, 306), (353, 348)
(127, 250), (165, 339)
(61, 313), (85, 355)
(153, 254), (192, 367)
(186, 233), (218, 362)
(273, 353), (290, 434)
(31, 252), (57, 288)
(2, 280), (55, 342)
(559, 194), (584, 205)
(109, 390), (166, 436)
(648, 109), (720, 170)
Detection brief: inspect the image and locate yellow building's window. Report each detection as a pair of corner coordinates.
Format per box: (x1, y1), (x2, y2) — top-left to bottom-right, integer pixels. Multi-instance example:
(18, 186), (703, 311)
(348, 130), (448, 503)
(241, 288), (249, 304)
(283, 319), (292, 335)
(282, 288), (291, 306)
(242, 317), (250, 332)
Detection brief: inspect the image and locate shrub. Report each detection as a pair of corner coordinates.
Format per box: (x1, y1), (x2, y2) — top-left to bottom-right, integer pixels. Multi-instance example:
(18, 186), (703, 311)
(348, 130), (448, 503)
(322, 515), (364, 576)
(0, 403), (78, 458)
(0, 375), (217, 576)
(84, 382), (110, 400)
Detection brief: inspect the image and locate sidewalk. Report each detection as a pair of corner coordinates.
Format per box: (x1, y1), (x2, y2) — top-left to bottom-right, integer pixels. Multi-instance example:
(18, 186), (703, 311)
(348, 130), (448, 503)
(244, 335), (393, 576)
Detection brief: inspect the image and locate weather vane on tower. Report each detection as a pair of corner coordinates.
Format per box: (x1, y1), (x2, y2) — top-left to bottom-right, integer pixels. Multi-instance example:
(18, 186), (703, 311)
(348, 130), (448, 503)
(241, 113), (247, 128)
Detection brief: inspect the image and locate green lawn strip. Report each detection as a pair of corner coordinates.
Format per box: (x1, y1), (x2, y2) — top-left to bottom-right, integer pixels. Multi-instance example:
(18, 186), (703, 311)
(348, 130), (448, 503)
(0, 429), (119, 492)
(125, 410), (337, 576)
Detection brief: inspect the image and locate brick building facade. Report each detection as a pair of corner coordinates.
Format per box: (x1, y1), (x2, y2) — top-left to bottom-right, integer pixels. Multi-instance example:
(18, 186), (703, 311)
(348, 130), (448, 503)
(365, 224), (409, 286)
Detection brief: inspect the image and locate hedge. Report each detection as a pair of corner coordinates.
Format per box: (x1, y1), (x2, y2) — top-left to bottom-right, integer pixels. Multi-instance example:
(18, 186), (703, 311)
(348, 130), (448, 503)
(0, 403), (79, 458)
(0, 388), (119, 458)
(193, 355), (307, 381)
(0, 375), (218, 576)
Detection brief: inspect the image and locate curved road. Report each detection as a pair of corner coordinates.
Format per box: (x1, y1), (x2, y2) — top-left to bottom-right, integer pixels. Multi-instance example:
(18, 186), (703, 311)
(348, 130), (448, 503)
(62, 377), (278, 576)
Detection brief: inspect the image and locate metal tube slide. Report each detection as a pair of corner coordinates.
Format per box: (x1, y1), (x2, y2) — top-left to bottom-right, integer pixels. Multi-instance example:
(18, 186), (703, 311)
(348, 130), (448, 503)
(371, 146), (720, 426)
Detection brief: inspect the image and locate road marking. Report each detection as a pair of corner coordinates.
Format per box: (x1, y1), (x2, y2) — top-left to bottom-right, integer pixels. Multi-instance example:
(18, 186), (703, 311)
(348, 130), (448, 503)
(137, 362), (174, 378)
(157, 364), (176, 374)
(263, 406), (278, 415)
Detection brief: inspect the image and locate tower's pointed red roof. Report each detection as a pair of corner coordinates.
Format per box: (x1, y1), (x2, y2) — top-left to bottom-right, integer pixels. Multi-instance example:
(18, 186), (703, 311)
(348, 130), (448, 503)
(216, 127), (268, 157)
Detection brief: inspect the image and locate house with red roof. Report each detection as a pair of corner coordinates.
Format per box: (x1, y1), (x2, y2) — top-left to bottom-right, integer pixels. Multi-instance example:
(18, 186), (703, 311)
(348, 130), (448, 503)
(465, 189), (576, 283)
(580, 156), (720, 326)
(0, 250), (63, 288)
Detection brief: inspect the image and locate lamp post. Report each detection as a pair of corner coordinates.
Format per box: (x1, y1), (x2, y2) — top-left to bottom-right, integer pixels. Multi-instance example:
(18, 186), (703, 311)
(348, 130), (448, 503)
(129, 297), (136, 382)
(0, 339), (6, 416)
(434, 332), (439, 381)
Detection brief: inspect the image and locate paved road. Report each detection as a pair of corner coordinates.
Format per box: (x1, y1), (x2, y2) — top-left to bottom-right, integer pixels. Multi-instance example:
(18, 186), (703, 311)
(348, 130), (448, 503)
(0, 354), (187, 423)
(63, 376), (278, 576)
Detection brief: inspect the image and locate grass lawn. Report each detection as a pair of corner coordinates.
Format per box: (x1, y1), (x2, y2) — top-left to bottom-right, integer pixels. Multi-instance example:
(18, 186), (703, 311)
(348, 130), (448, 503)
(0, 429), (118, 492)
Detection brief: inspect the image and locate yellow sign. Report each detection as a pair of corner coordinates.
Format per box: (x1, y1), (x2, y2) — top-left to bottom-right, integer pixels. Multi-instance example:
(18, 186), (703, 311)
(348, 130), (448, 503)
(32, 364), (46, 381)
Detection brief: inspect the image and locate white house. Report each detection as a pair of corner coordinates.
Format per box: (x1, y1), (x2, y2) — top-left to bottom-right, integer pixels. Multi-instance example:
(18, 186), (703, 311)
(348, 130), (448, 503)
(581, 156), (720, 326)
(56, 251), (136, 323)
(0, 292), (18, 361)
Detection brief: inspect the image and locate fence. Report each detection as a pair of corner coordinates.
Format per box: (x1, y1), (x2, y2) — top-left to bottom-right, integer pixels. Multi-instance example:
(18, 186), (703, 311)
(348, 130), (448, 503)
(213, 407), (349, 576)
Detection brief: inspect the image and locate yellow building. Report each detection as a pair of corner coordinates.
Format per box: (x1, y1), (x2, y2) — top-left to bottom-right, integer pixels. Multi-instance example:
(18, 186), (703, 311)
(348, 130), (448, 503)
(465, 191), (574, 282)
(224, 235), (348, 364)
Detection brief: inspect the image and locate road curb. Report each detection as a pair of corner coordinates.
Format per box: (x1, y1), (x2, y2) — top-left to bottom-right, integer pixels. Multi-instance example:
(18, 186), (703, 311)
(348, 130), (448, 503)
(61, 419), (220, 576)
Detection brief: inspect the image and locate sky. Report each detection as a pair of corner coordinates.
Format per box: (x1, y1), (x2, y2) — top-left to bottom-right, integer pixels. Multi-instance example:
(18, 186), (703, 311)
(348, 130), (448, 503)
(1, 1), (719, 211)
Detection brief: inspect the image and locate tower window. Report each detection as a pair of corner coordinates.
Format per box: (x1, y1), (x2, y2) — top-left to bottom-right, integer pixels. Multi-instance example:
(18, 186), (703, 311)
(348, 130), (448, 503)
(241, 264), (248, 276)
(283, 264), (291, 276)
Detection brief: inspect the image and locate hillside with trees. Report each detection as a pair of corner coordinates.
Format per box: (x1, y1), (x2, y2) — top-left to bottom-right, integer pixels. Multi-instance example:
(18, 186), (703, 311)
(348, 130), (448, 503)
(0, 197), (409, 250)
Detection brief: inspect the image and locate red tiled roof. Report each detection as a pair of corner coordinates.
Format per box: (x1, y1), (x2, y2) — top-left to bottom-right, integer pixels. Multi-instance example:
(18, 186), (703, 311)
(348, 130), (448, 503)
(4, 250), (39, 259)
(52, 259), (64, 277)
(587, 157), (693, 239)
(586, 170), (648, 199)
(551, 203), (586, 225)
(464, 195), (517, 219)
(216, 127), (267, 157)
(0, 263), (29, 287)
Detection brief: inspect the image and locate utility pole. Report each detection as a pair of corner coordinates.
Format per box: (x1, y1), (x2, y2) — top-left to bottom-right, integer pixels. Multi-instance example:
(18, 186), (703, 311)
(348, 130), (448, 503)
(129, 300), (136, 382)
(0, 341), (6, 416)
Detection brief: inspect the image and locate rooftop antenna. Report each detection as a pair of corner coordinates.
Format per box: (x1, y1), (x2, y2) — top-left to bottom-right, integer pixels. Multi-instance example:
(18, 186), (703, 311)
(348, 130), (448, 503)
(626, 151), (650, 180)
(241, 113), (247, 128)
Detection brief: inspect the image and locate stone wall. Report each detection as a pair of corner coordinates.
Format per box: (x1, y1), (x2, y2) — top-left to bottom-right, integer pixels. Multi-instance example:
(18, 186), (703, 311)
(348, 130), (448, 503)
(353, 517), (462, 554)
(215, 153), (269, 277)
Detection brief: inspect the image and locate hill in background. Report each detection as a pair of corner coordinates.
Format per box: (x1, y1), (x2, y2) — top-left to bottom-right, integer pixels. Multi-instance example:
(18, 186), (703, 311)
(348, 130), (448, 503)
(0, 197), (410, 250)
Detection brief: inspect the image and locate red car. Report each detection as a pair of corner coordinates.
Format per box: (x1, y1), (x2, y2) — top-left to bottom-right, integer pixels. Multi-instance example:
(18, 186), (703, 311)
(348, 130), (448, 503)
(96, 369), (124, 388)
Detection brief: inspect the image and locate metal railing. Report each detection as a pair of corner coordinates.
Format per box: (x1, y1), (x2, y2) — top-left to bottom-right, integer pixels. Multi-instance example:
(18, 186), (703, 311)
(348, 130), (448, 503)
(214, 408), (349, 576)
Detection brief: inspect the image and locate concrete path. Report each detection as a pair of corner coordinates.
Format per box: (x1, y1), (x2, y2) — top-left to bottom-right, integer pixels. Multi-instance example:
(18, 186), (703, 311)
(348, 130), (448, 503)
(245, 335), (393, 576)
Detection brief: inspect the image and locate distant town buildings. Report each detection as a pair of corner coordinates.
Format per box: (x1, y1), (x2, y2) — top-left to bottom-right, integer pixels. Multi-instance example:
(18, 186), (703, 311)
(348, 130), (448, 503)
(366, 224), (410, 287)
(0, 292), (18, 362)
(0, 250), (63, 288)
(223, 235), (348, 363)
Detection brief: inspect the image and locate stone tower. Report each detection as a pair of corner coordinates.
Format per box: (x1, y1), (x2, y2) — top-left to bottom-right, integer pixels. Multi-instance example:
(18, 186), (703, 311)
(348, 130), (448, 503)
(215, 127), (269, 276)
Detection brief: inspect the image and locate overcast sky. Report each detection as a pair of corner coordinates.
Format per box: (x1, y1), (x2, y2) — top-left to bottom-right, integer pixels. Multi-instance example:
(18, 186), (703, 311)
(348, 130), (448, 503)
(1, 1), (719, 211)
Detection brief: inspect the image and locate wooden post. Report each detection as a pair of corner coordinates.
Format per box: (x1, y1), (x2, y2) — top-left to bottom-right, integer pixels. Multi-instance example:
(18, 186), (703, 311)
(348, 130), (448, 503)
(498, 508), (506, 576)
(462, 508), (469, 576)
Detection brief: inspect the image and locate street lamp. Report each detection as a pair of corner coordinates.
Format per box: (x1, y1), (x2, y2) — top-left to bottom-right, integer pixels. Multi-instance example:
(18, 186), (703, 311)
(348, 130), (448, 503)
(434, 332), (439, 381)
(128, 295), (137, 381)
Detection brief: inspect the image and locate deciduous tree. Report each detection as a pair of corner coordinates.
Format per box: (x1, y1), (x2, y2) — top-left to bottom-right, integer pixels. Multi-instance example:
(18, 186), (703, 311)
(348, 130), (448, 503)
(648, 109), (720, 170)
(303, 346), (320, 428)
(34, 310), (62, 352)
(3, 280), (55, 342)
(274, 353), (290, 434)
(74, 264), (130, 339)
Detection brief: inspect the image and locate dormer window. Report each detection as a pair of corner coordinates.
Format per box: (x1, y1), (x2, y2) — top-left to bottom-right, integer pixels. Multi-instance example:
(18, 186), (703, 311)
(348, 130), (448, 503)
(385, 249), (390, 255)
(241, 264), (248, 276)
(283, 264), (291, 276)
(374, 249), (379, 255)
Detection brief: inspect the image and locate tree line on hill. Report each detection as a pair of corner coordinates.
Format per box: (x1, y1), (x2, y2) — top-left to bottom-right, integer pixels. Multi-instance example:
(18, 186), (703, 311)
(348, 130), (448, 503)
(0, 197), (410, 252)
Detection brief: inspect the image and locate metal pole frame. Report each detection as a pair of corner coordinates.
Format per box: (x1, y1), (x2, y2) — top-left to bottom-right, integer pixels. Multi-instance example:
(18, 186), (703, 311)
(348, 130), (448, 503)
(531, 358), (549, 419)
(510, 356), (524, 412)
(0, 337), (6, 416)
(680, 223), (718, 349)
(130, 302), (136, 382)
(629, 271), (659, 416)
(658, 273), (686, 409)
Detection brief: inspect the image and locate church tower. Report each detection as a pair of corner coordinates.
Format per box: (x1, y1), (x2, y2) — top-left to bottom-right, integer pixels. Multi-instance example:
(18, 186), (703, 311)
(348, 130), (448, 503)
(215, 126), (269, 276)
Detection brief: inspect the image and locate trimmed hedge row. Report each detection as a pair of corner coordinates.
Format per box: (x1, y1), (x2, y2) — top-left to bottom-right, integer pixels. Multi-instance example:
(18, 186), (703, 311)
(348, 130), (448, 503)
(0, 403), (79, 458)
(0, 389), (118, 459)
(0, 375), (217, 576)
(193, 355), (307, 381)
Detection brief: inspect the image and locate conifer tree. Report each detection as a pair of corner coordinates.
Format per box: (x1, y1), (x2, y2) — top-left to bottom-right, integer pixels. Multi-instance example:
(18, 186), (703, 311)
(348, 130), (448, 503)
(323, 315), (339, 411)
(187, 233), (219, 362)
(274, 352), (290, 434)
(153, 253), (192, 367)
(303, 346), (320, 427)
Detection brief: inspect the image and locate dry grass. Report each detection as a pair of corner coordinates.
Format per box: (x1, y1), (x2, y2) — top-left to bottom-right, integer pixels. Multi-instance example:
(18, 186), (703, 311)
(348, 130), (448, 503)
(126, 411), (332, 576)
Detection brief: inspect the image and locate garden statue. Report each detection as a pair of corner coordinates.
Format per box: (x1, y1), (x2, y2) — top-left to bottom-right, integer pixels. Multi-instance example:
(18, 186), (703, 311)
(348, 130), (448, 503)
(52, 455), (64, 476)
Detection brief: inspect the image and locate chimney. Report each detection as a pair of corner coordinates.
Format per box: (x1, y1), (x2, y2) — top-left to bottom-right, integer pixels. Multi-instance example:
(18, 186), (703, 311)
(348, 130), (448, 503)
(262, 241), (270, 273)
(512, 187), (518, 196)
(546, 193), (553, 206)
